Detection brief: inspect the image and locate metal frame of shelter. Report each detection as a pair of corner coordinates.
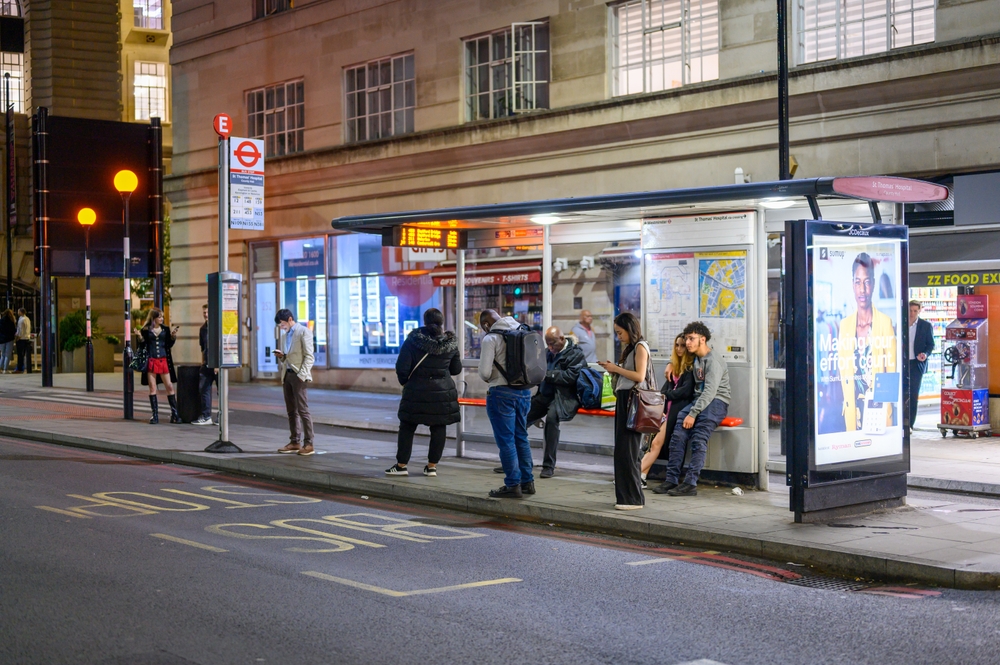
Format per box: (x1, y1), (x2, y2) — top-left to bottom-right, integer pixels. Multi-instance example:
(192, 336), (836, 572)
(332, 177), (949, 494)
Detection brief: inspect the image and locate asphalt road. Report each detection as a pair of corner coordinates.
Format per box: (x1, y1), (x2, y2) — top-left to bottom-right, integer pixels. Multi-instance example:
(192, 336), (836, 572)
(2, 436), (1000, 665)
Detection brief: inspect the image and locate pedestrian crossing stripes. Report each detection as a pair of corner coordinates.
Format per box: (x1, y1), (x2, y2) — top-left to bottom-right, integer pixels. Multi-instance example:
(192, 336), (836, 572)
(18, 390), (152, 412)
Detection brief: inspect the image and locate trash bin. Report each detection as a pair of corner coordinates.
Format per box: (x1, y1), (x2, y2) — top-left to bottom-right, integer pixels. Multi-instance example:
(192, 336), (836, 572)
(176, 365), (203, 423)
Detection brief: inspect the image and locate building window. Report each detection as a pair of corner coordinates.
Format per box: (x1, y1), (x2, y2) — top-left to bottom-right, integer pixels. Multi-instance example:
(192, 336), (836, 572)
(0, 52), (22, 113)
(134, 61), (166, 121)
(797, 0), (935, 63)
(0, 0), (20, 17)
(254, 0), (292, 19)
(464, 22), (549, 121)
(344, 53), (414, 143)
(246, 80), (304, 157)
(133, 0), (162, 29)
(611, 0), (719, 96)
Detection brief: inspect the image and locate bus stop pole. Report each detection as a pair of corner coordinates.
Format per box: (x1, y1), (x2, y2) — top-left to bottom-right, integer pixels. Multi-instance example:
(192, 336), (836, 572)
(218, 136), (230, 444)
(455, 248), (465, 458)
(542, 225), (552, 330)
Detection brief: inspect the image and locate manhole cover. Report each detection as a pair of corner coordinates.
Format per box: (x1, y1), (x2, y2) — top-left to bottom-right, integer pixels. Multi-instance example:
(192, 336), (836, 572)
(786, 576), (868, 592)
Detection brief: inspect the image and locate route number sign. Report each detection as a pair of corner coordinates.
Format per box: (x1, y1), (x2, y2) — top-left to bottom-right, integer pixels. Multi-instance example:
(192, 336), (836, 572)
(228, 137), (264, 230)
(213, 114), (232, 138)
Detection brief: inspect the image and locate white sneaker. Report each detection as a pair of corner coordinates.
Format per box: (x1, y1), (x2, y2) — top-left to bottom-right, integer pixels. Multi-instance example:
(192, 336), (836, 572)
(614, 504), (643, 511)
(191, 417), (213, 426)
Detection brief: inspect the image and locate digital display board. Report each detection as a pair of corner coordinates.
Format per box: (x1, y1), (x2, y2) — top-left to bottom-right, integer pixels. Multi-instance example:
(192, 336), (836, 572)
(389, 226), (467, 250)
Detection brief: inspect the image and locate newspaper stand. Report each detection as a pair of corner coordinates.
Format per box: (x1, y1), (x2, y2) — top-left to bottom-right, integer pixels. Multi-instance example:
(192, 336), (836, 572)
(938, 294), (991, 438)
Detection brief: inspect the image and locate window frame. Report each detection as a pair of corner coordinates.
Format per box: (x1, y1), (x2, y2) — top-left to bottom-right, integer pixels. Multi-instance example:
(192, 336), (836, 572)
(245, 79), (305, 158)
(463, 21), (550, 122)
(134, 60), (167, 122)
(0, 52), (23, 113)
(343, 52), (415, 144)
(795, 0), (936, 65)
(133, 0), (163, 29)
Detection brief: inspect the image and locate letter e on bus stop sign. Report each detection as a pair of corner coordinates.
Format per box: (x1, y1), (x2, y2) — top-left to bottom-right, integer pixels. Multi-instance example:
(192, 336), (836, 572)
(214, 113), (232, 138)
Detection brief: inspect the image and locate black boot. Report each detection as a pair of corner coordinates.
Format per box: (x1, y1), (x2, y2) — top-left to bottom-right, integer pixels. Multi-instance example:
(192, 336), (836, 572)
(148, 395), (159, 424)
(168, 394), (181, 423)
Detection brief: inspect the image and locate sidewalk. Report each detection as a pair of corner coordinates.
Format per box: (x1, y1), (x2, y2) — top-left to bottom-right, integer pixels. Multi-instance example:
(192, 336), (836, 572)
(4, 376), (1000, 589)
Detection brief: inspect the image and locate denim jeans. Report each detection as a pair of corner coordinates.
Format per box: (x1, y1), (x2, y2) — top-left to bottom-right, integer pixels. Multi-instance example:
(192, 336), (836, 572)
(486, 385), (533, 487)
(0, 341), (12, 371)
(664, 398), (729, 486)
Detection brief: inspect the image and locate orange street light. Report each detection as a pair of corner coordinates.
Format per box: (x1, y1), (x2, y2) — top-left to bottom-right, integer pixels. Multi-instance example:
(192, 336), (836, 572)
(77, 207), (96, 226)
(113, 169), (138, 193)
(114, 170), (138, 419)
(77, 207), (97, 392)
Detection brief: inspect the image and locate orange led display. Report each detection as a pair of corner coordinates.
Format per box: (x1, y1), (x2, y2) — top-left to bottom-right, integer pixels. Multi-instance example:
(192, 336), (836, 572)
(389, 225), (467, 250)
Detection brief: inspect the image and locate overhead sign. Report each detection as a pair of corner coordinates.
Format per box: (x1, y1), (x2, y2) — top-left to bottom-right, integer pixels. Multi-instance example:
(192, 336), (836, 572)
(433, 271), (539, 287)
(831, 176), (949, 203)
(390, 226), (466, 250)
(228, 137), (264, 230)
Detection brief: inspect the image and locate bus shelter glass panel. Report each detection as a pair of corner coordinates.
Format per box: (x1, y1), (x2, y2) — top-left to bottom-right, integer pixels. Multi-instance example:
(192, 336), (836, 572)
(280, 237), (327, 367)
(767, 232), (786, 456)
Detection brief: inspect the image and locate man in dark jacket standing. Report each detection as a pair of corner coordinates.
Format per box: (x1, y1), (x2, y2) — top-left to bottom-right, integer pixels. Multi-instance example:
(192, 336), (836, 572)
(193, 304), (216, 426)
(527, 326), (587, 478)
(908, 300), (935, 429)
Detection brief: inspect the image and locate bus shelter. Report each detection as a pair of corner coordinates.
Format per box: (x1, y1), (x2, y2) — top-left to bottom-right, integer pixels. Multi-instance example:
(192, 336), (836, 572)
(332, 177), (949, 491)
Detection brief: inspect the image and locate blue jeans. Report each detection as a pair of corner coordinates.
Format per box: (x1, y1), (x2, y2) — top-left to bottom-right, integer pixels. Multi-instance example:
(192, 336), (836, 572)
(486, 385), (533, 487)
(0, 341), (12, 371)
(664, 398), (729, 486)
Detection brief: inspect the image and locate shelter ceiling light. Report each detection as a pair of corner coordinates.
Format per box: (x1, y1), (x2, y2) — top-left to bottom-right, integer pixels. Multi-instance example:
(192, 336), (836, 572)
(760, 198), (797, 209)
(530, 214), (560, 225)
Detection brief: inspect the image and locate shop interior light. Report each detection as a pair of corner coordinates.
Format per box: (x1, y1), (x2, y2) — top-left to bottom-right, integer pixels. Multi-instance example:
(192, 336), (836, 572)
(760, 198), (797, 209)
(633, 249), (642, 258)
(530, 214), (560, 225)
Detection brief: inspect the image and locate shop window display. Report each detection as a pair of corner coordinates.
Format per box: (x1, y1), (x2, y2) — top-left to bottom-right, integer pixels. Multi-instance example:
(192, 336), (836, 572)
(280, 238), (327, 367)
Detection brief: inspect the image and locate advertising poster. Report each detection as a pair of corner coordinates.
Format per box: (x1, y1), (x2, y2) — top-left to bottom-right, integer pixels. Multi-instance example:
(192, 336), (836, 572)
(812, 235), (903, 465)
(221, 281), (241, 367)
(644, 249), (747, 361)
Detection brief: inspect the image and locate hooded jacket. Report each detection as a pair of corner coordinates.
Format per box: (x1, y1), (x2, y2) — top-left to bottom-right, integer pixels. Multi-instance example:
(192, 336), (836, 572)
(396, 327), (462, 427)
(477, 316), (522, 388)
(537, 337), (588, 421)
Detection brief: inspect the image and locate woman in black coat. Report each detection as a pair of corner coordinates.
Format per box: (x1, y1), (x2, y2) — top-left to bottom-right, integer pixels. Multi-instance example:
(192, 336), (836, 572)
(135, 308), (179, 424)
(385, 308), (462, 478)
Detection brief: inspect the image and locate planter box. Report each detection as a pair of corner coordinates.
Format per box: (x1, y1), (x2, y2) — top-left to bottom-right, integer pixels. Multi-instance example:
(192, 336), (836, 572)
(61, 343), (116, 373)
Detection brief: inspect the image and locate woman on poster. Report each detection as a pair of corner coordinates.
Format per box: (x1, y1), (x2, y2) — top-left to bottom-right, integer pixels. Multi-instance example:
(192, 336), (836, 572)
(837, 253), (897, 432)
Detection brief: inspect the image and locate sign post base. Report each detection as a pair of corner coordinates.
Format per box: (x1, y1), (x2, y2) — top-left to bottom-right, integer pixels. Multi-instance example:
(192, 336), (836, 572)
(204, 439), (243, 454)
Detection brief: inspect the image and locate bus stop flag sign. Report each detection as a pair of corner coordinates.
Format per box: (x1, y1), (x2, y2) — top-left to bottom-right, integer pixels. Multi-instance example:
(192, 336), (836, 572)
(229, 137), (265, 230)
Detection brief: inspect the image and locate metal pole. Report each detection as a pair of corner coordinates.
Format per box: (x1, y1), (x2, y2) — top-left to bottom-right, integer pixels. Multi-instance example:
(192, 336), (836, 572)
(218, 136), (229, 444)
(542, 224), (552, 330)
(150, 117), (164, 309)
(777, 0), (790, 181)
(85, 227), (93, 392)
(4, 73), (11, 311)
(455, 248), (465, 458)
(36, 107), (52, 387)
(123, 192), (134, 419)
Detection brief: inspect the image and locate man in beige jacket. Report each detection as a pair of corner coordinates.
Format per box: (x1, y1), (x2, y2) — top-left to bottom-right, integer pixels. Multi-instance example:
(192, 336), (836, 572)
(273, 309), (315, 455)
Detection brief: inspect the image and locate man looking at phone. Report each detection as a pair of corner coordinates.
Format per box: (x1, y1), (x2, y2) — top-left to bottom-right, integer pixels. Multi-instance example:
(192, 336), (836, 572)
(274, 309), (315, 456)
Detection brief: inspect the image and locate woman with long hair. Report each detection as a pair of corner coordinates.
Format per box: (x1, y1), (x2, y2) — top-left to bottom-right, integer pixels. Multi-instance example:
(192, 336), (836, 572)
(137, 308), (179, 424)
(386, 308), (462, 477)
(0, 309), (16, 373)
(597, 312), (649, 510)
(641, 334), (695, 488)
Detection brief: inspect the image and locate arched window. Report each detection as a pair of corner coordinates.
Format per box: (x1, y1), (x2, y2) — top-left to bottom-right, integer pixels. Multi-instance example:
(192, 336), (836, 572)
(0, 0), (20, 18)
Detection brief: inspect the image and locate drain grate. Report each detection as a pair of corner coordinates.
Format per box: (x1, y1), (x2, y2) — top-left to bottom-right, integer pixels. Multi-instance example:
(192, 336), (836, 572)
(786, 576), (869, 592)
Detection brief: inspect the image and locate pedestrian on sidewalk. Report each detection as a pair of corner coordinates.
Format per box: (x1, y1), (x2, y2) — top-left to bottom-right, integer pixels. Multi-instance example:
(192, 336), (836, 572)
(907, 300), (935, 429)
(0, 309), (16, 373)
(640, 334), (695, 487)
(385, 308), (462, 478)
(479, 309), (534, 499)
(137, 308), (180, 425)
(274, 309), (315, 456)
(598, 312), (648, 511)
(193, 304), (217, 426)
(13, 308), (31, 374)
(652, 321), (730, 497)
(527, 326), (587, 478)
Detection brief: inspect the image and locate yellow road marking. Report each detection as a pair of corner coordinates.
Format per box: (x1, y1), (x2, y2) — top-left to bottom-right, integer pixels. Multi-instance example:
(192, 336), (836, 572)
(151, 533), (228, 552)
(302, 571), (521, 597)
(36, 506), (91, 519)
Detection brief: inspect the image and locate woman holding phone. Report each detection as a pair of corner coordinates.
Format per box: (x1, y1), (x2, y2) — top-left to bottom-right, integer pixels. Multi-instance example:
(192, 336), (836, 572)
(137, 308), (179, 424)
(597, 312), (649, 511)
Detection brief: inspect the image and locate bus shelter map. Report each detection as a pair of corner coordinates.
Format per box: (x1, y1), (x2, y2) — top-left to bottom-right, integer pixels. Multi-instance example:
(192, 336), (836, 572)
(645, 250), (748, 362)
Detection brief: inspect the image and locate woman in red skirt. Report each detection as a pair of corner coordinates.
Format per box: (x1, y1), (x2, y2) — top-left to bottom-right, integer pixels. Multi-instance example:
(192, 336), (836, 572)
(137, 308), (179, 424)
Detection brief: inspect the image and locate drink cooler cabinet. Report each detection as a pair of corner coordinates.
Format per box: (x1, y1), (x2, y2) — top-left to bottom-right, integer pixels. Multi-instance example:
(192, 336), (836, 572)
(938, 295), (992, 438)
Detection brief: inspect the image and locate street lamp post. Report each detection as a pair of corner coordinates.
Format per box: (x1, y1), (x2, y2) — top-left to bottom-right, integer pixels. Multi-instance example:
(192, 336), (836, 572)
(77, 208), (96, 392)
(115, 170), (138, 419)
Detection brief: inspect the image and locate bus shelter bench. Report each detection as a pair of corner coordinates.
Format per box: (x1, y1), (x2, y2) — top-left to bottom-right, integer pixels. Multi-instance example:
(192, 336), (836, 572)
(456, 398), (742, 427)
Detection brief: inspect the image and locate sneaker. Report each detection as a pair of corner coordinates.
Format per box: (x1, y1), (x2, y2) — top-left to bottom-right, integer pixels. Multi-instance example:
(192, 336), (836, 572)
(651, 481), (678, 495)
(191, 416), (213, 426)
(385, 464), (408, 476)
(423, 465), (437, 477)
(520, 481), (536, 495)
(297, 446), (315, 456)
(533, 419), (545, 429)
(641, 477), (648, 490)
(493, 466), (505, 474)
(489, 484), (522, 499)
(667, 483), (698, 496)
(277, 443), (301, 454)
(539, 468), (554, 479)
(614, 504), (643, 510)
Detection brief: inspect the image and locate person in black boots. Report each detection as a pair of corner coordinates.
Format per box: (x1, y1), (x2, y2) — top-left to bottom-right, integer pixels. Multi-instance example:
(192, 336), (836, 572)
(386, 308), (462, 478)
(137, 308), (179, 424)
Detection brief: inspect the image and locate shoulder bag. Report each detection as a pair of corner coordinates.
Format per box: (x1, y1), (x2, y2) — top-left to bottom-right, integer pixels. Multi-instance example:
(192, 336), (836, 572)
(129, 339), (149, 373)
(408, 353), (430, 380)
(625, 343), (665, 433)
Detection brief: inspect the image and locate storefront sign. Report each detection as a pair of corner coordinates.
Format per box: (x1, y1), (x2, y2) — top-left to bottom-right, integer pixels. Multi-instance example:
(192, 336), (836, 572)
(228, 137), (265, 230)
(496, 228), (543, 240)
(958, 295), (989, 319)
(911, 270), (1000, 288)
(433, 270), (540, 287)
(391, 226), (467, 250)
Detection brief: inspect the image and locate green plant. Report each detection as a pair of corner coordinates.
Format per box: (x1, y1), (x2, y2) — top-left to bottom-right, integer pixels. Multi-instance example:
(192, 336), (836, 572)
(131, 213), (172, 305)
(58, 310), (117, 352)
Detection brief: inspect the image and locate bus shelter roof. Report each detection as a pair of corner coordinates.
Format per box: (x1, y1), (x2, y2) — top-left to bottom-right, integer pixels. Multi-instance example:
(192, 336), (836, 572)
(330, 176), (949, 234)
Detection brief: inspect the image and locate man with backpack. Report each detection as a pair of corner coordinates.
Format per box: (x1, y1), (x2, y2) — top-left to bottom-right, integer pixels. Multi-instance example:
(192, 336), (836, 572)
(526, 326), (587, 478)
(478, 309), (544, 498)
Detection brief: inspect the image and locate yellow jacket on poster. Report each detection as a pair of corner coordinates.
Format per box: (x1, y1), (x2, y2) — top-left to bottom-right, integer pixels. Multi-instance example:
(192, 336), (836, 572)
(838, 307), (897, 432)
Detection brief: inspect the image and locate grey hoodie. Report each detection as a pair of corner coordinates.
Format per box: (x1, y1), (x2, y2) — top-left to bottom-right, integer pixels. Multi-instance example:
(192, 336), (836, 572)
(478, 316), (522, 388)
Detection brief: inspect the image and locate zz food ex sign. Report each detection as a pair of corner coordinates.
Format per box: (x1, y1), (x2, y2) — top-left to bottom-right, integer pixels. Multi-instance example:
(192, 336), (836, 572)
(229, 137), (265, 230)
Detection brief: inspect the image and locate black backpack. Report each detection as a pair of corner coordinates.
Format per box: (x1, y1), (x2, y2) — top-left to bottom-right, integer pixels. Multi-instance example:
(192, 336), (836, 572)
(492, 325), (546, 388)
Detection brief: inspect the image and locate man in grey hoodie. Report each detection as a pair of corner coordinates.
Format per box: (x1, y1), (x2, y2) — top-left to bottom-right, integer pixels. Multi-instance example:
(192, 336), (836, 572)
(479, 309), (534, 499)
(652, 321), (730, 497)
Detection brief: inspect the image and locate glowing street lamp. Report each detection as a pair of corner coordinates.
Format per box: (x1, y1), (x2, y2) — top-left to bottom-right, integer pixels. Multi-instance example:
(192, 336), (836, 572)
(115, 170), (138, 419)
(77, 208), (96, 392)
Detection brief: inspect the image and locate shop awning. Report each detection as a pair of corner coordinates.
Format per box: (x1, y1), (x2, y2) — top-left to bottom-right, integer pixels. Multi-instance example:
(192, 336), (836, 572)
(429, 260), (542, 287)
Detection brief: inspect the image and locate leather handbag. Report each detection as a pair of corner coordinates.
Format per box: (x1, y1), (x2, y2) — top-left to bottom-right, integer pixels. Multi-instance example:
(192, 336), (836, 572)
(129, 343), (149, 373)
(626, 350), (665, 433)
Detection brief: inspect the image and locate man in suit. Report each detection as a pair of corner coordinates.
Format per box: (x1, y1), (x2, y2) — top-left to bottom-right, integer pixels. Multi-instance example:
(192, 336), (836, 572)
(908, 300), (935, 429)
(274, 309), (316, 456)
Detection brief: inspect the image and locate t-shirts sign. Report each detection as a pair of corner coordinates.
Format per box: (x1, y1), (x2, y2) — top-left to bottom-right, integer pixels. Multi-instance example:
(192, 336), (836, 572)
(229, 137), (264, 230)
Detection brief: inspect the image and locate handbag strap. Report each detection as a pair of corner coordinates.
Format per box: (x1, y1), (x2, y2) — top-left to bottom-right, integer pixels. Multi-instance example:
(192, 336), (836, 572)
(408, 353), (429, 380)
(634, 341), (656, 391)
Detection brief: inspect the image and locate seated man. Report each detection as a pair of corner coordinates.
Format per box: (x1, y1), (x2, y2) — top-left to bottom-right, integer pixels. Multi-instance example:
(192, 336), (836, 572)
(527, 326), (588, 478)
(653, 321), (730, 497)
